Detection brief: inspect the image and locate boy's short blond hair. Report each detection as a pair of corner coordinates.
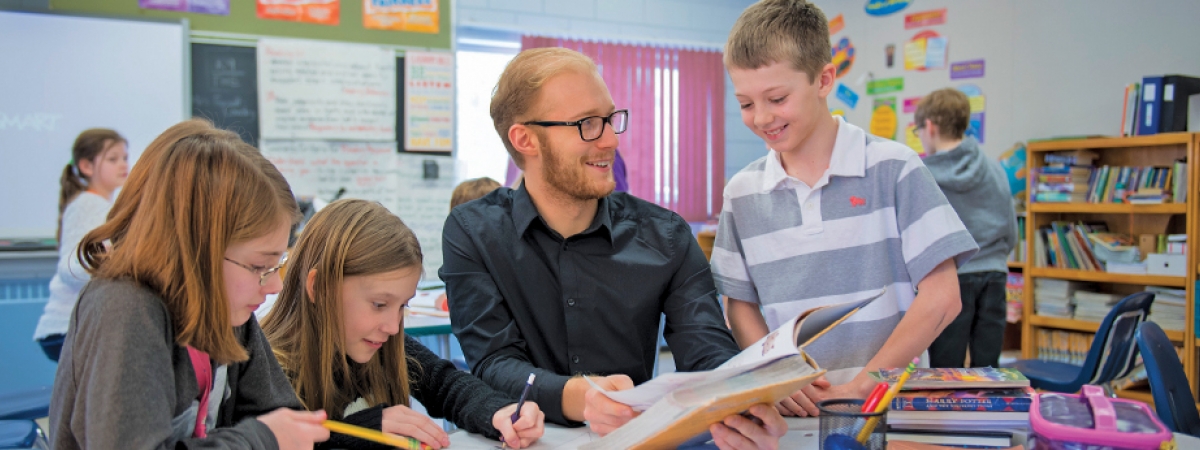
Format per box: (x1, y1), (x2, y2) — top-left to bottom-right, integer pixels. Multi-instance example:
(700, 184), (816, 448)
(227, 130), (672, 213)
(451, 177), (502, 209)
(914, 88), (971, 140)
(491, 48), (600, 169)
(725, 0), (831, 83)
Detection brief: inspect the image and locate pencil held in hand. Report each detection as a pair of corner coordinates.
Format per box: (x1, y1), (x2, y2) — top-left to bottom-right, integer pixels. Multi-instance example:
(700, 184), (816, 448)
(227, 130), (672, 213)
(323, 420), (433, 450)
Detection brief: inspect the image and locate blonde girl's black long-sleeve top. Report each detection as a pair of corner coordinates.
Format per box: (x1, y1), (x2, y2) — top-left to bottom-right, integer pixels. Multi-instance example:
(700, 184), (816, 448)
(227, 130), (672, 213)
(319, 335), (514, 450)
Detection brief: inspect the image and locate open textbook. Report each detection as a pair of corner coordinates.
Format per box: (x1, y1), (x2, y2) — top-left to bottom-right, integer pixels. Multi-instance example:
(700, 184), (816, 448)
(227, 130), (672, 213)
(580, 288), (885, 449)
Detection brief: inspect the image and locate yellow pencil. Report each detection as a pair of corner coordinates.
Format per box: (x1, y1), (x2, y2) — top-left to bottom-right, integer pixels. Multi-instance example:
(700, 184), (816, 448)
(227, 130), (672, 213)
(855, 357), (919, 444)
(322, 420), (433, 450)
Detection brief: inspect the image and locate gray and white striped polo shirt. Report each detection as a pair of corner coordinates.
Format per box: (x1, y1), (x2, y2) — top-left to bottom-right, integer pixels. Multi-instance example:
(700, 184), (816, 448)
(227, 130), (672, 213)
(712, 117), (978, 383)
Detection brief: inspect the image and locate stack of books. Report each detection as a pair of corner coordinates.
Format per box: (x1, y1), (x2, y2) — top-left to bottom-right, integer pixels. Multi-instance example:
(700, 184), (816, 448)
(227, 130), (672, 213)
(1071, 290), (1121, 323)
(1033, 165), (1092, 203)
(1145, 286), (1186, 331)
(1034, 278), (1091, 318)
(873, 368), (1033, 448)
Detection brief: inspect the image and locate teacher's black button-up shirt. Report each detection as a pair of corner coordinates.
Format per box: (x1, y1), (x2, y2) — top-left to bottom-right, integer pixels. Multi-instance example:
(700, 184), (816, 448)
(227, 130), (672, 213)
(440, 186), (739, 426)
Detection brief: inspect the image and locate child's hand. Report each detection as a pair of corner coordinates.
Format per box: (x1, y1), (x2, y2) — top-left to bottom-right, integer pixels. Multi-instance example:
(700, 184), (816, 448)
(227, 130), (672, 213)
(775, 376), (831, 417)
(258, 408), (330, 450)
(492, 401), (545, 448)
(382, 404), (450, 449)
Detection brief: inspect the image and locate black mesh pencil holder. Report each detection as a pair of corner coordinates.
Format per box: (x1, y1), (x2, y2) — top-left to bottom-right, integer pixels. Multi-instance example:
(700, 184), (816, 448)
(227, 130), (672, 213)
(816, 399), (887, 450)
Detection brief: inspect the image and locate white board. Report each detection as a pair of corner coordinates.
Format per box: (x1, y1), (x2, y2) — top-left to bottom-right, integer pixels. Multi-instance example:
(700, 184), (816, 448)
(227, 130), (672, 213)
(257, 38), (396, 141)
(260, 140), (401, 207)
(0, 11), (186, 240)
(393, 153), (454, 279)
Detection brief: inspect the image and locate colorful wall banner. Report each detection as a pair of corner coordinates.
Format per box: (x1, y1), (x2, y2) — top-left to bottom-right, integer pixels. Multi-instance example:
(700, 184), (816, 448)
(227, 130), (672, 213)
(902, 96), (922, 113)
(836, 83), (860, 109)
(831, 37), (856, 79)
(870, 97), (898, 139)
(257, 0), (339, 25)
(829, 13), (845, 35)
(950, 59), (985, 80)
(904, 8), (946, 29)
(904, 30), (947, 71)
(140, 0), (228, 14)
(905, 122), (925, 155)
(405, 51), (455, 151)
(865, 0), (911, 16)
(364, 0), (438, 33)
(867, 77), (904, 95)
(957, 84), (986, 143)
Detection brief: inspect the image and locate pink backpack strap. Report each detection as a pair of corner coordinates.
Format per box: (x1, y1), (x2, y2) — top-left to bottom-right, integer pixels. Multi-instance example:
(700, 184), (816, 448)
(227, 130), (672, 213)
(186, 346), (213, 438)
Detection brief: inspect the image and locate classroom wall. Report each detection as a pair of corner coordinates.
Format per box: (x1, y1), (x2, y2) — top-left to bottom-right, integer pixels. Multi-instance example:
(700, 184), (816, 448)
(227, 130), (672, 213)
(455, 0), (763, 180)
(785, 0), (1200, 163)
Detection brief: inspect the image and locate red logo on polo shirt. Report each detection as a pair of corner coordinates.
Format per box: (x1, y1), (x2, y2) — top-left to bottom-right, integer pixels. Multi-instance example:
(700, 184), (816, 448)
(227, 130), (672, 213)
(850, 196), (866, 207)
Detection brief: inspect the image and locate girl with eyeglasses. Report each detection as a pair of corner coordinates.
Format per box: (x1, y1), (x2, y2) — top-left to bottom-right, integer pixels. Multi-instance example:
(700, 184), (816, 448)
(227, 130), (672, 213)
(48, 119), (330, 450)
(261, 199), (545, 450)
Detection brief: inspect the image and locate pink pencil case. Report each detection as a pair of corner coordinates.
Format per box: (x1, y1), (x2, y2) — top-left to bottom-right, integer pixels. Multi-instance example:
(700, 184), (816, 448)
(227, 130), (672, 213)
(1029, 385), (1173, 450)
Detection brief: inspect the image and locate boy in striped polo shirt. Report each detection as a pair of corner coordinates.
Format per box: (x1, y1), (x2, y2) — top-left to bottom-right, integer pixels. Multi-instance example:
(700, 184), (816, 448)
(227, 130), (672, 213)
(714, 0), (979, 417)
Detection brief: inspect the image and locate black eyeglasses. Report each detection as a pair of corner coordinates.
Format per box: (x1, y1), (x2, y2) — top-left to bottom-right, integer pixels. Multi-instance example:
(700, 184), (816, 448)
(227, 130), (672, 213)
(523, 109), (629, 142)
(225, 254), (288, 286)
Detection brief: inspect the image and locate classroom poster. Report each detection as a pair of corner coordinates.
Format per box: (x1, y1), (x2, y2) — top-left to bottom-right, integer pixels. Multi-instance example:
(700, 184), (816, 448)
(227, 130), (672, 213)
(870, 97), (898, 139)
(139, 0), (229, 15)
(957, 84), (986, 143)
(902, 96), (921, 113)
(828, 14), (845, 35)
(257, 0), (339, 25)
(393, 153), (455, 277)
(864, 0), (911, 16)
(363, 0), (439, 33)
(835, 83), (859, 109)
(404, 51), (455, 152)
(904, 30), (946, 71)
(905, 122), (925, 156)
(867, 77), (903, 95)
(904, 8), (946, 29)
(950, 59), (985, 79)
(831, 37), (856, 79)
(258, 39), (396, 141)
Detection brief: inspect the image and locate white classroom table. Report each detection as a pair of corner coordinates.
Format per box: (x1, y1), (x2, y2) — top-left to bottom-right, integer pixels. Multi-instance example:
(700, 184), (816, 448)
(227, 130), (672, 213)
(448, 417), (1200, 449)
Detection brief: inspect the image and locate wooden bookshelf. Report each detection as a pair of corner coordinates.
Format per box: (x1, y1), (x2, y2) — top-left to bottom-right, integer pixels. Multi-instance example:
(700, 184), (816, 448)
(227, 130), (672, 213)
(1027, 267), (1187, 288)
(1028, 203), (1187, 214)
(1027, 315), (1185, 342)
(1021, 133), (1198, 396)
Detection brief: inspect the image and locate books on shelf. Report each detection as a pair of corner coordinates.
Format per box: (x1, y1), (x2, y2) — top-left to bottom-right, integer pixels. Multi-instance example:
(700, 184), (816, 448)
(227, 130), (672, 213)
(1034, 279), (1091, 319)
(870, 368), (1030, 391)
(1007, 216), (1027, 264)
(581, 290), (884, 449)
(889, 387), (1036, 412)
(1146, 286), (1186, 331)
(1071, 290), (1121, 323)
(1036, 329), (1093, 365)
(1032, 156), (1186, 204)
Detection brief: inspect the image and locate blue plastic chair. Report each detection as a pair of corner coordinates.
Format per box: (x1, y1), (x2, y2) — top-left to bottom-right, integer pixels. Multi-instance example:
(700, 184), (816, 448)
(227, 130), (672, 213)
(1006, 292), (1153, 392)
(1137, 321), (1200, 436)
(0, 387), (51, 450)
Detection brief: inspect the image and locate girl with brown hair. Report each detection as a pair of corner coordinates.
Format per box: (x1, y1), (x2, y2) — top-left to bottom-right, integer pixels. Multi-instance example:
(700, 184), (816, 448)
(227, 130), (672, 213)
(48, 119), (330, 450)
(262, 199), (544, 450)
(33, 128), (129, 360)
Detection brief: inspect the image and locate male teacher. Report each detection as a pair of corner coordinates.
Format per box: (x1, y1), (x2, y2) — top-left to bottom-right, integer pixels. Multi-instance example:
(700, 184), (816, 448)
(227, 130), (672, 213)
(440, 47), (785, 450)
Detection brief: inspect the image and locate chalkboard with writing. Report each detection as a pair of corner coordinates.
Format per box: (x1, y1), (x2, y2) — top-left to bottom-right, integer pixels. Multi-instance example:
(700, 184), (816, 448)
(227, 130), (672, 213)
(191, 43), (259, 146)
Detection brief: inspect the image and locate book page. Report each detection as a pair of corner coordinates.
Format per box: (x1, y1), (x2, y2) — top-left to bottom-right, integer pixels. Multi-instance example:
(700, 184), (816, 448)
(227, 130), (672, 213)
(585, 363), (772, 412)
(794, 288), (885, 348)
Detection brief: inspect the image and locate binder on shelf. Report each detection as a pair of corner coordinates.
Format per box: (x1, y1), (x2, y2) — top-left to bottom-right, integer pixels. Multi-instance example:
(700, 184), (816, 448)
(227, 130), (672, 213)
(1160, 75), (1200, 133)
(1138, 76), (1163, 136)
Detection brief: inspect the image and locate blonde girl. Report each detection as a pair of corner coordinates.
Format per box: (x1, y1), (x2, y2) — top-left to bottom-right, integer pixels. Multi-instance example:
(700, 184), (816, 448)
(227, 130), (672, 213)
(262, 199), (544, 450)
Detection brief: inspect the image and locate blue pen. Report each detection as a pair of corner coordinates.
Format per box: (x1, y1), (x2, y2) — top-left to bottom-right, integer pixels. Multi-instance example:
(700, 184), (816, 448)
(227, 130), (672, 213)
(511, 373), (536, 423)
